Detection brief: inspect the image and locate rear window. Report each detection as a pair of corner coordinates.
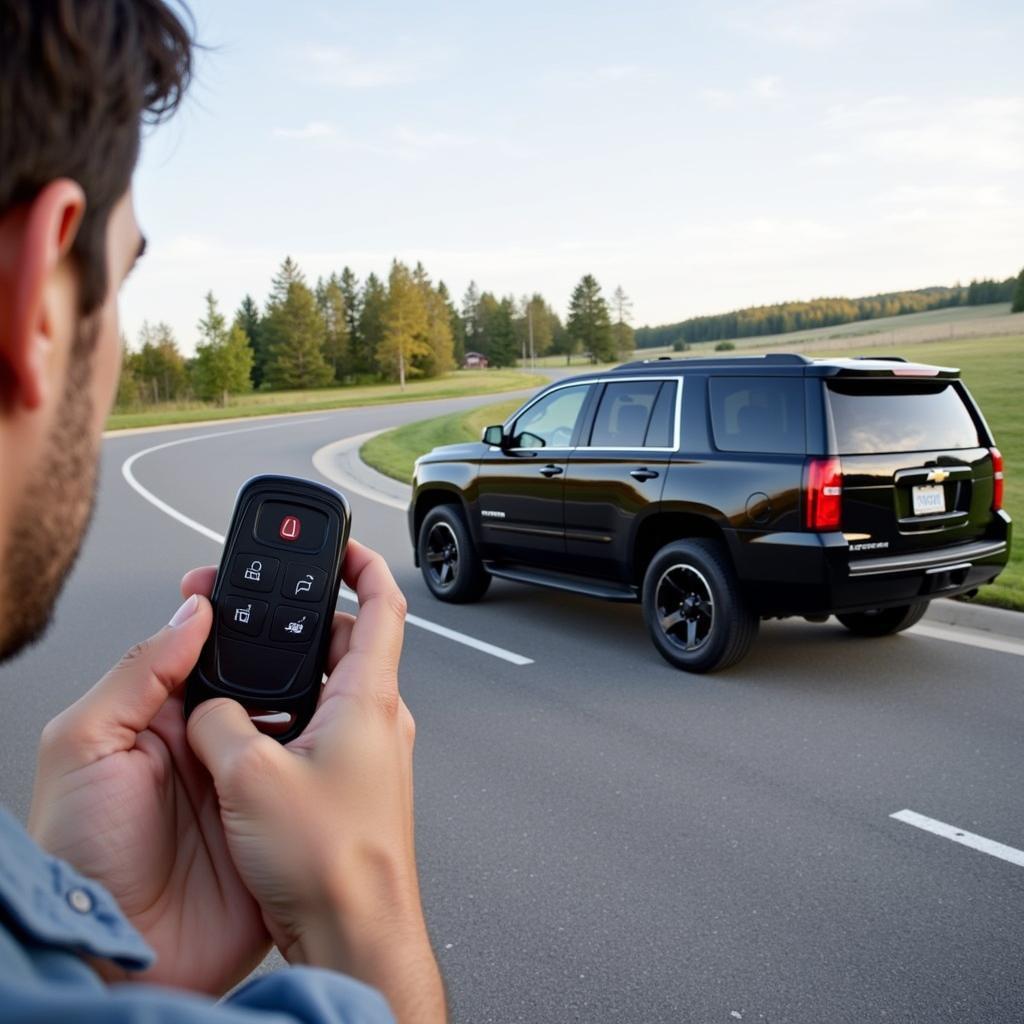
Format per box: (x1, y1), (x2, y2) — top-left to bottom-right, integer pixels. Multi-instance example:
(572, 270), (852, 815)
(826, 380), (981, 454)
(709, 377), (806, 454)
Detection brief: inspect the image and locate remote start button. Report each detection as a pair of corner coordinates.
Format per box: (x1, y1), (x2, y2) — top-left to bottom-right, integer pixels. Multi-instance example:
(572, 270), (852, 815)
(255, 501), (327, 552)
(271, 606), (320, 643)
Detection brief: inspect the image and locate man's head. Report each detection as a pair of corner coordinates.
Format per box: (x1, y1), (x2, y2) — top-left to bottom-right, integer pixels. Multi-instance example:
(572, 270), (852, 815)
(0, 1), (193, 661)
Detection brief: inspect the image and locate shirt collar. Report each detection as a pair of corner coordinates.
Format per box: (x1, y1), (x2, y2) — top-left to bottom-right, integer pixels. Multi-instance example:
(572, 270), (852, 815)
(0, 807), (154, 971)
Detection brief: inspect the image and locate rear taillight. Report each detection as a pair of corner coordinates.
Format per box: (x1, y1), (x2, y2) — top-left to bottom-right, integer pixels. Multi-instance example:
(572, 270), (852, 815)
(991, 446), (1004, 511)
(804, 456), (843, 530)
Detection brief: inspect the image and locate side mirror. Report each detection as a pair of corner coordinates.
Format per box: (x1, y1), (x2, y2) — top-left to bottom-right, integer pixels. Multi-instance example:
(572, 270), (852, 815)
(482, 424), (506, 447)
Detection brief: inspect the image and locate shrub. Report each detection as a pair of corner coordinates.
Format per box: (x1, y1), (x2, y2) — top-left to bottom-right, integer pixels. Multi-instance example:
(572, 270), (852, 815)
(715, 340), (736, 352)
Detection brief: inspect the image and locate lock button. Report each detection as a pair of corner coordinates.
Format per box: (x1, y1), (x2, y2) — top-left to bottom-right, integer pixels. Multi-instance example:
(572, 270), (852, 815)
(229, 552), (280, 592)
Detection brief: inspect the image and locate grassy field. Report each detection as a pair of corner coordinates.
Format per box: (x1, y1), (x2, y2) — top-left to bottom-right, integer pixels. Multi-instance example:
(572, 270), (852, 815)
(364, 334), (1022, 611)
(520, 303), (1019, 368)
(361, 399), (522, 484)
(105, 370), (547, 431)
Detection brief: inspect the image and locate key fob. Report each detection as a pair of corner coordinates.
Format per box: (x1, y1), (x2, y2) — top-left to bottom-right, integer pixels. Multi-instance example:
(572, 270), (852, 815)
(184, 474), (351, 743)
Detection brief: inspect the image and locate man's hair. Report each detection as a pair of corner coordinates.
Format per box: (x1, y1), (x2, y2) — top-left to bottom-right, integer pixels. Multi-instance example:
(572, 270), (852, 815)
(0, 1), (193, 313)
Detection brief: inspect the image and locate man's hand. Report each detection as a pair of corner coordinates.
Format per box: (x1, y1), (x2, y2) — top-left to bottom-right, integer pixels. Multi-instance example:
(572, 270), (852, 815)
(28, 581), (271, 995)
(187, 541), (446, 1024)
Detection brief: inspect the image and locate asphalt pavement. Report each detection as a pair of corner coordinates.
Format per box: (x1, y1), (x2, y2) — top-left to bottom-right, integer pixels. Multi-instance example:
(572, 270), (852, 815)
(2, 385), (1023, 1024)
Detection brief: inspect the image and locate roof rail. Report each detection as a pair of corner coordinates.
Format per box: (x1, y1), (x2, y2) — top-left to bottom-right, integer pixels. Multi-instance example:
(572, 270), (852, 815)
(852, 355), (908, 362)
(616, 351), (813, 371)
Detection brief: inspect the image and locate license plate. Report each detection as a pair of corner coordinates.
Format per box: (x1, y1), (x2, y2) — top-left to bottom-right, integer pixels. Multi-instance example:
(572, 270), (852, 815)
(912, 484), (946, 515)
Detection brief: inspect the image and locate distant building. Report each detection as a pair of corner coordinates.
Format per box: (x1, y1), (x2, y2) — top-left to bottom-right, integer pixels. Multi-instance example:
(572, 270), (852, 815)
(463, 351), (489, 369)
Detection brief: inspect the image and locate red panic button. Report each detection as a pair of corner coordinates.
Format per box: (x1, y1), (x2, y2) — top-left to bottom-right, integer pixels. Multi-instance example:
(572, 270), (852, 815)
(279, 515), (301, 541)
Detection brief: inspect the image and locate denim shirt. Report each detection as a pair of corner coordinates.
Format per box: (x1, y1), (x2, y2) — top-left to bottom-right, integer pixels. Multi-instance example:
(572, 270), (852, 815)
(0, 808), (395, 1023)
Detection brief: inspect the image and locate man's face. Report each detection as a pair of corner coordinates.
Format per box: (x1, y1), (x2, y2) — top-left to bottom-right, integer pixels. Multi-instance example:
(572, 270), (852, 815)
(0, 191), (143, 660)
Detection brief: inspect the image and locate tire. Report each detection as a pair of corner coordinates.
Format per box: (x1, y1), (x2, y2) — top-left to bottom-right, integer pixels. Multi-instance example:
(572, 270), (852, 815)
(642, 539), (759, 673)
(417, 505), (491, 603)
(835, 602), (928, 637)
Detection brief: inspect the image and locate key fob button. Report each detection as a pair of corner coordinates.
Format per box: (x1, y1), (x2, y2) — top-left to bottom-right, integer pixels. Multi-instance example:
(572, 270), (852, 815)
(282, 564), (327, 602)
(271, 606), (320, 643)
(254, 501), (328, 553)
(220, 595), (268, 636)
(217, 638), (305, 695)
(229, 552), (280, 592)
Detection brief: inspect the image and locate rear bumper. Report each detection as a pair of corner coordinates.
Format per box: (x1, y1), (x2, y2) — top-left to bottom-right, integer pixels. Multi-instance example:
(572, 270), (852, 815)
(734, 513), (1012, 616)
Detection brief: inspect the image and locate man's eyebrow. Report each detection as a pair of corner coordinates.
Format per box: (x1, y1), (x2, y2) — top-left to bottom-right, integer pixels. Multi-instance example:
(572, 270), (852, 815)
(135, 235), (148, 264)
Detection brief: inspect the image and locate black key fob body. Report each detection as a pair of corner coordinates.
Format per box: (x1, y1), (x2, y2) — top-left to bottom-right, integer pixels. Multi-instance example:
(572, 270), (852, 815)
(184, 474), (351, 743)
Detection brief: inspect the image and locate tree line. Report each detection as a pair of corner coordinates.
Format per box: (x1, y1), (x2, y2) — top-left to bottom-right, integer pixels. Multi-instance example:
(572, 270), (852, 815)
(635, 272), (1024, 349)
(117, 258), (636, 407)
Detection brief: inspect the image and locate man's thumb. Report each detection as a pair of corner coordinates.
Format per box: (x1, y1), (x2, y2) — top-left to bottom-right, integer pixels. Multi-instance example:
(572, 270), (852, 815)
(186, 695), (269, 788)
(51, 594), (213, 759)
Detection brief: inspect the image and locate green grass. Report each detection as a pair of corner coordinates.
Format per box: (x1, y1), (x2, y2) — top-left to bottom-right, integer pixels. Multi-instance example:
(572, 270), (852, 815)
(105, 370), (548, 431)
(365, 334), (1022, 611)
(361, 399), (521, 484)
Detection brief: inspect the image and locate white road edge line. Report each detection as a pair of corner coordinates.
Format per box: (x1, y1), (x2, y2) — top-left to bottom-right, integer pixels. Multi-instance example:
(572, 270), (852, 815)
(120, 421), (533, 667)
(906, 622), (1024, 659)
(890, 809), (1024, 868)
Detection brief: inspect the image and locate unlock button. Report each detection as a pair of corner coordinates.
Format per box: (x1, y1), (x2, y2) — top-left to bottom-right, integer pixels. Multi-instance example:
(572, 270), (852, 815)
(229, 552), (280, 593)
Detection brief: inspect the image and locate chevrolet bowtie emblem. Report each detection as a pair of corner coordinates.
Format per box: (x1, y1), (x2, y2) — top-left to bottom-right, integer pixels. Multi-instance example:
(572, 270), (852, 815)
(927, 469), (950, 483)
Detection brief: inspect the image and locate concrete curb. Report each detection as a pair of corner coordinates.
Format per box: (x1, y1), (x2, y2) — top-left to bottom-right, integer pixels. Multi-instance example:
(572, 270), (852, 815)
(325, 428), (1021, 642)
(924, 597), (1022, 640)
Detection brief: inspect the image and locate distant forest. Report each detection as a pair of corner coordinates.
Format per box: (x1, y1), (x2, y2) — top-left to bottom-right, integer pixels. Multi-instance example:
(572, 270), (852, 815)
(635, 275), (1021, 349)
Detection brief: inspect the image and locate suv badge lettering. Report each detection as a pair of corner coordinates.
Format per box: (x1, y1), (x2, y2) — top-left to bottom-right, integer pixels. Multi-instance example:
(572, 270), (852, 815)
(849, 541), (889, 552)
(481, 509), (506, 519)
(927, 469), (950, 483)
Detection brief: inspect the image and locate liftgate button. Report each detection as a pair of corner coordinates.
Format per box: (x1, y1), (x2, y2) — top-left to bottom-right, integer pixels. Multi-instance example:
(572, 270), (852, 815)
(279, 515), (301, 541)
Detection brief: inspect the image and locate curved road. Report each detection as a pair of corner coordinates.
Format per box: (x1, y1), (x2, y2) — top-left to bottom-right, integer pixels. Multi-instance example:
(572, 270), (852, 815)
(2, 388), (1023, 1023)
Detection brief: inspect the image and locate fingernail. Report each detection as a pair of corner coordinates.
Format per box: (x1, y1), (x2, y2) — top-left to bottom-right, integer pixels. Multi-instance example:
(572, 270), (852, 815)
(169, 595), (199, 627)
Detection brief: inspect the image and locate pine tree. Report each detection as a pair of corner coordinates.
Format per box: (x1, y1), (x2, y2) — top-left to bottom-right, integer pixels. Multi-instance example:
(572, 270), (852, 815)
(358, 273), (386, 377)
(316, 273), (349, 382)
(610, 285), (636, 358)
(339, 267), (364, 372)
(233, 294), (265, 387)
(192, 292), (253, 403)
(378, 261), (430, 389)
(420, 285), (456, 377)
(478, 293), (518, 367)
(438, 281), (465, 364)
(136, 321), (188, 402)
(1012, 267), (1024, 314)
(567, 274), (614, 364)
(461, 281), (481, 355)
(264, 280), (334, 390)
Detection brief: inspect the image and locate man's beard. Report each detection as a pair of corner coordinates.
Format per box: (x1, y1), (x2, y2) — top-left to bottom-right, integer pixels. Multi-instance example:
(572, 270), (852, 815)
(0, 318), (100, 662)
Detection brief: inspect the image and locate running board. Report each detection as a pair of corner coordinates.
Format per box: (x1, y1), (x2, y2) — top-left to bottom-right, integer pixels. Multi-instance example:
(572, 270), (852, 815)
(485, 564), (639, 602)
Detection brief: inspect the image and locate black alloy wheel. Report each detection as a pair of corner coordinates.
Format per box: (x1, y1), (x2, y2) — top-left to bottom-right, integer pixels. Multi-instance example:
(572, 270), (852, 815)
(642, 538), (759, 672)
(417, 505), (491, 603)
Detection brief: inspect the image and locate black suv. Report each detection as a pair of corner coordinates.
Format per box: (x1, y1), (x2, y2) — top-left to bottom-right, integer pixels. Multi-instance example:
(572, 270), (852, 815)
(408, 354), (1011, 671)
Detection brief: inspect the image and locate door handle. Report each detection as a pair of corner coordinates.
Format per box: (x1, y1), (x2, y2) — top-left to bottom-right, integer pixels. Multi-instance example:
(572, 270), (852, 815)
(539, 465), (564, 478)
(630, 468), (659, 482)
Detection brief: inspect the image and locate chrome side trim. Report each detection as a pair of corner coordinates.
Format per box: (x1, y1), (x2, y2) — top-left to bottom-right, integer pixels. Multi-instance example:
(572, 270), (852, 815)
(848, 540), (1007, 578)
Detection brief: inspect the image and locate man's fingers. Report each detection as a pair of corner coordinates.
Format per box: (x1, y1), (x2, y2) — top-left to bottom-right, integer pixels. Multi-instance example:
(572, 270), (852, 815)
(181, 565), (217, 600)
(186, 697), (283, 795)
(45, 595), (213, 762)
(325, 611), (357, 675)
(338, 540), (407, 685)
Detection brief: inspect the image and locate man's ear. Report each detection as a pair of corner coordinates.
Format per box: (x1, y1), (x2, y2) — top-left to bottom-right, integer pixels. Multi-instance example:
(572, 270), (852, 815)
(0, 179), (86, 411)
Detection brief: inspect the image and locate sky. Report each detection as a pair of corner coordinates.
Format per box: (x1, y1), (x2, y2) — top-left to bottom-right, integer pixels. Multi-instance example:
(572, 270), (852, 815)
(123, 0), (1024, 354)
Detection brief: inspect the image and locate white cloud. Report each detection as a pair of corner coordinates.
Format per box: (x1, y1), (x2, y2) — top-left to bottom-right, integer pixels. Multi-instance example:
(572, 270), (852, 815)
(273, 121), (336, 141)
(302, 44), (444, 89)
(724, 0), (926, 49)
(699, 76), (785, 108)
(752, 75), (784, 100)
(827, 95), (1024, 171)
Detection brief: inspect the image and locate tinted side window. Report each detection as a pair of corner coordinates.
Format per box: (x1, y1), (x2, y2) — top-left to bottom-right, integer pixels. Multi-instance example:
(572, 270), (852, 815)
(826, 380), (981, 454)
(644, 381), (677, 447)
(589, 381), (662, 447)
(512, 385), (590, 449)
(709, 377), (806, 454)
